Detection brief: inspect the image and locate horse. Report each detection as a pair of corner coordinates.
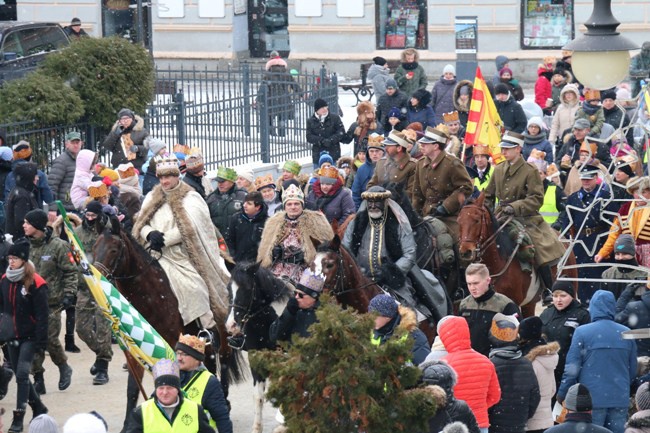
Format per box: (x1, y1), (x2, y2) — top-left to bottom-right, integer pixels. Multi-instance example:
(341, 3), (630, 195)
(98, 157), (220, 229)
(457, 193), (578, 317)
(92, 216), (246, 431)
(225, 261), (292, 433)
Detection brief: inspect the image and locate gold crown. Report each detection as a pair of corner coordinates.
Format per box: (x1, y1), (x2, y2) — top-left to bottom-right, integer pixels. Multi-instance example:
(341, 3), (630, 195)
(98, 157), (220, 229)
(178, 334), (206, 355)
(117, 163), (136, 179)
(583, 89), (601, 101)
(473, 145), (490, 156)
(442, 111), (460, 124)
(88, 181), (108, 199)
(254, 174), (276, 191)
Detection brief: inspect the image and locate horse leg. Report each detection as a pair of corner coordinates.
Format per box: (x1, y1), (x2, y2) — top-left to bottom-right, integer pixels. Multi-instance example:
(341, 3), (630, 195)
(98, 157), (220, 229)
(251, 369), (267, 433)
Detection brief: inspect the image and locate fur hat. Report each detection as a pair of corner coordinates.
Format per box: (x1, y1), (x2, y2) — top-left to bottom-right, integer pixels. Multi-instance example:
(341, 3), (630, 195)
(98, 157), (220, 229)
(636, 382), (650, 411)
(490, 313), (519, 343)
(564, 383), (592, 412)
(63, 413), (108, 433)
(356, 101), (375, 118)
(337, 156), (353, 170)
(411, 88), (431, 106)
(156, 155), (181, 177)
(373, 56), (387, 66)
(319, 166), (340, 185)
(254, 174), (276, 191)
(8, 238), (30, 261)
(518, 316), (543, 341)
(368, 294), (398, 318)
(25, 209), (48, 232)
(117, 163), (136, 179)
(175, 334), (206, 362)
(283, 160), (301, 176)
(216, 167), (238, 183)
(296, 268), (325, 299)
(29, 414), (59, 433)
(282, 183), (304, 206)
(614, 234), (636, 256)
(88, 181), (109, 199)
(551, 279), (575, 298)
(314, 98), (328, 112)
(152, 359), (181, 390)
(12, 140), (32, 160)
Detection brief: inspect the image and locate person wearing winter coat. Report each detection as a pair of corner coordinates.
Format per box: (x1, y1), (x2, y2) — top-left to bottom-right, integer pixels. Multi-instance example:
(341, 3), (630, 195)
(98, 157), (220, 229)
(394, 48), (427, 98)
(47, 131), (84, 217)
(522, 117), (554, 164)
(557, 290), (637, 433)
(141, 138), (169, 197)
(70, 149), (97, 211)
(454, 80), (473, 128)
(306, 98), (346, 168)
(545, 384), (613, 433)
(574, 89), (605, 136)
(494, 84), (527, 133)
(4, 162), (39, 240)
(0, 147), (12, 202)
(491, 55), (510, 89)
(487, 314), (540, 433)
(368, 56), (391, 103)
(438, 315), (502, 432)
(549, 84), (581, 147)
(376, 78), (409, 132)
(225, 191), (268, 263)
(342, 101), (383, 155)
(601, 234), (647, 299)
(539, 280), (590, 392)
(305, 166), (355, 234)
(259, 56), (300, 137)
(419, 360), (481, 433)
(626, 382), (650, 433)
(431, 64), (458, 125)
(115, 163), (142, 221)
(518, 316), (559, 433)
(534, 58), (555, 113)
(497, 68), (524, 101)
(406, 89), (436, 130)
(351, 135), (385, 209)
(601, 89), (635, 145)
(254, 174), (282, 217)
(101, 108), (150, 171)
(615, 280), (650, 356)
(4, 142), (53, 209)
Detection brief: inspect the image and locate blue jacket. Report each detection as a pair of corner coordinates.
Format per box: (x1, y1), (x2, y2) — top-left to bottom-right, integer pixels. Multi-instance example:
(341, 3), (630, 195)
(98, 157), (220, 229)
(352, 153), (376, 209)
(406, 105), (436, 130)
(558, 290), (637, 409)
(616, 289), (650, 356)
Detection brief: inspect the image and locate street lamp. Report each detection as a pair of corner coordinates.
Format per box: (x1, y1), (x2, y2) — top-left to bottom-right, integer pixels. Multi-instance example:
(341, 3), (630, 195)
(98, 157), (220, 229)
(563, 0), (639, 90)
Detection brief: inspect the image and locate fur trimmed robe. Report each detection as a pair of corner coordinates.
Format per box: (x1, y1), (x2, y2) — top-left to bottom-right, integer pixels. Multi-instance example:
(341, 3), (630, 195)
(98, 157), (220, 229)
(132, 181), (230, 327)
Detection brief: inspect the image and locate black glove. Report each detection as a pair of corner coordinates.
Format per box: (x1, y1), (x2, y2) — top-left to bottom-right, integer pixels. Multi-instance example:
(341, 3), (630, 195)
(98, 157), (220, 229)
(286, 297), (300, 314)
(434, 205), (449, 217)
(291, 250), (305, 264)
(500, 204), (515, 216)
(114, 126), (124, 136)
(272, 245), (283, 262)
(129, 145), (139, 154)
(551, 222), (562, 232)
(147, 230), (165, 252)
(321, 138), (331, 148)
(61, 293), (76, 310)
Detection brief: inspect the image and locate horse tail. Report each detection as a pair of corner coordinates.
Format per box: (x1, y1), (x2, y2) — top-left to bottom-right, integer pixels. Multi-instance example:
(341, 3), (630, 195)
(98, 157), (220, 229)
(222, 347), (249, 385)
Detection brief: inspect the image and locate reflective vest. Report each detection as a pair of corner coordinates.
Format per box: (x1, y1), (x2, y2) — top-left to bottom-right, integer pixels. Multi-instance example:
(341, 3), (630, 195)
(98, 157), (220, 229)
(473, 165), (494, 191)
(142, 397), (200, 433)
(182, 370), (216, 428)
(539, 184), (559, 223)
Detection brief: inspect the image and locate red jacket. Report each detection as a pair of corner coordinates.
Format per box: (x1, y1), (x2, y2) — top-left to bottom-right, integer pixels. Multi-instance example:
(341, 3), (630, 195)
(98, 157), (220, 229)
(439, 316), (501, 428)
(535, 66), (552, 110)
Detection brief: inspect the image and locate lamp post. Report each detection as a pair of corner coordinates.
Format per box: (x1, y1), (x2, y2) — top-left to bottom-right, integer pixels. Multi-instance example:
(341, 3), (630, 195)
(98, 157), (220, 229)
(563, 0), (639, 90)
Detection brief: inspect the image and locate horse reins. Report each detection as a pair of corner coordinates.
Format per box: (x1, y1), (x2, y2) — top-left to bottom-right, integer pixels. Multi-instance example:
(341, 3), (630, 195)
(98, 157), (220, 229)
(94, 233), (158, 282)
(323, 248), (379, 296)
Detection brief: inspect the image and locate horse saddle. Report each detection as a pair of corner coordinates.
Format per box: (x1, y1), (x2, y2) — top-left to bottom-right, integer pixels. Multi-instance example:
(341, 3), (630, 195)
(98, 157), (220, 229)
(496, 218), (535, 274)
(423, 216), (455, 266)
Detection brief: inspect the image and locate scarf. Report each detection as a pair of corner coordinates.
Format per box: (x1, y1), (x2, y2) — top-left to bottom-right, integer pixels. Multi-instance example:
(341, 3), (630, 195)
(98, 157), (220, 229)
(523, 132), (545, 146)
(6, 266), (25, 283)
(489, 346), (522, 359)
(581, 101), (600, 116)
(401, 61), (419, 71)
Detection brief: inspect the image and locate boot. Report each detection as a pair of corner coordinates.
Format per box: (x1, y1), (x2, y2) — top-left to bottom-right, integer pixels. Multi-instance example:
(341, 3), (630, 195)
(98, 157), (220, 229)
(538, 264), (554, 291)
(8, 409), (25, 433)
(93, 360), (109, 385)
(28, 399), (48, 418)
(58, 364), (73, 391)
(89, 362), (97, 376)
(33, 373), (46, 395)
(0, 366), (13, 400)
(65, 334), (80, 353)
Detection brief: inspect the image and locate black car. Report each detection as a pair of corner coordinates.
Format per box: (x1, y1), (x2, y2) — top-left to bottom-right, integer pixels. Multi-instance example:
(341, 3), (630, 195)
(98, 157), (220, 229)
(0, 22), (70, 84)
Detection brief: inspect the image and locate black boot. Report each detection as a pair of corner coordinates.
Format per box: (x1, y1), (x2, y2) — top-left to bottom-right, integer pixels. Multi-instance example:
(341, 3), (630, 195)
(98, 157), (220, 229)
(28, 399), (48, 418)
(65, 334), (80, 353)
(58, 363), (73, 391)
(538, 264), (554, 291)
(89, 362), (97, 376)
(0, 366), (13, 400)
(33, 373), (46, 395)
(8, 409), (25, 433)
(93, 360), (109, 385)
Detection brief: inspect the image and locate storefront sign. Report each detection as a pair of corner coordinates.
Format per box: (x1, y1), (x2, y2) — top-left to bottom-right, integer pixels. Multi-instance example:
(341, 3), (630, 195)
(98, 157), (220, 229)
(455, 16), (478, 54)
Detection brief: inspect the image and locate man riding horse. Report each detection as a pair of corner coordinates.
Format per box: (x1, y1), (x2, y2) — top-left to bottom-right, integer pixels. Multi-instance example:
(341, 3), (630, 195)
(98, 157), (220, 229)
(132, 154), (231, 333)
(484, 131), (566, 291)
(342, 186), (448, 325)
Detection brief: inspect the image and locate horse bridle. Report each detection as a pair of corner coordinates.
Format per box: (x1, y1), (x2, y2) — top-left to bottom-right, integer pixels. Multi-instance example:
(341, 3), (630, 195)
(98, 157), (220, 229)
(94, 233), (158, 282)
(322, 248), (379, 296)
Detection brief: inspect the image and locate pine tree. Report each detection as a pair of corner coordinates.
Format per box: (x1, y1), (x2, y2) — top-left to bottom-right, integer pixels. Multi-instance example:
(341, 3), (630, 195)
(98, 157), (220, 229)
(250, 295), (439, 433)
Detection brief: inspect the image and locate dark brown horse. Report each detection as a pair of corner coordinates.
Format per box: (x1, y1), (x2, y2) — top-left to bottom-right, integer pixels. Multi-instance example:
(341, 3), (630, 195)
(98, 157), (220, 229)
(457, 193), (578, 317)
(92, 217), (246, 431)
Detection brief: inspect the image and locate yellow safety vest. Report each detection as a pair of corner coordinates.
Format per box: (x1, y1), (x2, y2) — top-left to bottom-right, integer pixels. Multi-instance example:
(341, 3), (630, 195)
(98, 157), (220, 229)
(539, 184), (559, 223)
(142, 397), (200, 433)
(182, 370), (217, 428)
(473, 165), (494, 191)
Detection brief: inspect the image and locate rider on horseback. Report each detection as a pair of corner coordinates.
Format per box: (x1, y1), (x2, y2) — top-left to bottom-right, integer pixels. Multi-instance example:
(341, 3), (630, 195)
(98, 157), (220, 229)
(342, 186), (447, 324)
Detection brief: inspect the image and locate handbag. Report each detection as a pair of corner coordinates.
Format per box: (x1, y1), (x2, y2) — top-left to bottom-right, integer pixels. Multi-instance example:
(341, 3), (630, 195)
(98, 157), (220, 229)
(0, 313), (15, 343)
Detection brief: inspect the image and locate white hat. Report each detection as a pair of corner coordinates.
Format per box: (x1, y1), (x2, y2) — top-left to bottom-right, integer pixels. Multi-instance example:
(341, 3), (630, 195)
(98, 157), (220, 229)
(63, 413), (107, 433)
(237, 168), (255, 184)
(443, 64), (456, 75)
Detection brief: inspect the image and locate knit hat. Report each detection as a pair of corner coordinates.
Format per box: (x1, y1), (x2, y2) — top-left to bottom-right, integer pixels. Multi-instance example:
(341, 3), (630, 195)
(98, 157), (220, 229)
(494, 83), (510, 95)
(564, 383), (592, 412)
(117, 108), (135, 120)
(419, 360), (457, 395)
(13, 140), (32, 160)
(319, 151), (334, 167)
(216, 167), (238, 183)
(85, 200), (104, 215)
(185, 153), (204, 175)
(320, 166), (340, 185)
(152, 359), (181, 389)
(25, 209), (48, 232)
(518, 316), (543, 341)
(573, 118), (591, 130)
(254, 174), (276, 191)
(601, 89), (617, 101)
(29, 414), (59, 433)
(489, 313), (519, 343)
(387, 106), (402, 119)
(385, 78), (398, 89)
(443, 64), (456, 75)
(499, 67), (513, 77)
(98, 167), (119, 182)
(8, 238), (30, 261)
(282, 183), (304, 206)
(88, 181), (109, 199)
(499, 131), (525, 148)
(0, 147), (12, 161)
(156, 155), (181, 177)
(368, 294), (398, 318)
(615, 234), (636, 256)
(70, 17), (82, 26)
(296, 268), (325, 299)
(283, 160), (301, 176)
(175, 334), (206, 362)
(551, 279), (575, 298)
(636, 382), (650, 411)
(314, 98), (328, 112)
(459, 85), (471, 96)
(237, 168), (255, 184)
(373, 56), (387, 66)
(527, 116), (545, 130)
(146, 137), (167, 156)
(63, 412), (108, 433)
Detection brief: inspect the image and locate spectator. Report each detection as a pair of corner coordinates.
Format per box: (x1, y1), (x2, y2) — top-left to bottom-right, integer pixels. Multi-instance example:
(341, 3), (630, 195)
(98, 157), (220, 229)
(236, 168), (255, 193)
(259, 53), (299, 137)
(351, 135), (385, 209)
(368, 56), (390, 103)
(141, 137), (168, 196)
(305, 166), (355, 234)
(29, 414), (58, 433)
(535, 56), (555, 113)
(63, 17), (89, 40)
(206, 167), (247, 241)
(601, 89), (634, 145)
(492, 55), (510, 88)
(549, 84), (580, 148)
(609, 154), (637, 206)
(63, 412), (108, 433)
(556, 119), (611, 182)
(601, 234), (647, 299)
(4, 162), (39, 240)
(342, 101), (382, 155)
(547, 67), (572, 115)
(555, 50), (575, 84)
(337, 156), (354, 188)
(497, 67), (524, 101)
(431, 64), (458, 125)
(0, 147), (12, 202)
(575, 89), (605, 136)
(522, 117), (554, 164)
(3, 142), (53, 209)
(306, 98), (346, 169)
(225, 191), (268, 263)
(494, 84), (527, 133)
(101, 108), (150, 172)
(394, 48), (427, 97)
(545, 384), (612, 433)
(70, 149), (97, 211)
(376, 79), (408, 133)
(626, 382), (650, 433)
(454, 80), (473, 128)
(47, 131), (84, 219)
(254, 175), (281, 217)
(616, 279), (650, 357)
(406, 89), (436, 130)
(630, 41), (650, 97)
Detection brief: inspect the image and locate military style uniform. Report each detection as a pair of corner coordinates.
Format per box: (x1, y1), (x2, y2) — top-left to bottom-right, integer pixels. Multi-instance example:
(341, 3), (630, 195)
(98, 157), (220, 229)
(206, 185), (247, 239)
(367, 151), (417, 192)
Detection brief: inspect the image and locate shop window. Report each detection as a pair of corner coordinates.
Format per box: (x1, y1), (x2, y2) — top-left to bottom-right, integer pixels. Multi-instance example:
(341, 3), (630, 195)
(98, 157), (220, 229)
(376, 0), (427, 50)
(521, 0), (574, 49)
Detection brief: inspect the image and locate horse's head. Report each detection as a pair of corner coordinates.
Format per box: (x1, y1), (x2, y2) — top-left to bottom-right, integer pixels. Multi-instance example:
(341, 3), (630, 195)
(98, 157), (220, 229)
(457, 193), (488, 262)
(314, 234), (342, 292)
(92, 215), (126, 279)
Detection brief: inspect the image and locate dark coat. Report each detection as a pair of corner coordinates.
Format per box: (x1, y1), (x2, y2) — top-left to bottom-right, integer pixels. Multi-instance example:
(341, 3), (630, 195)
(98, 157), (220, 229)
(351, 150), (377, 209)
(183, 173), (208, 200)
(304, 180), (355, 226)
(101, 115), (149, 171)
(260, 62), (300, 119)
(4, 161), (53, 206)
(5, 163), (39, 240)
(425, 385), (481, 433)
(306, 113), (346, 166)
(555, 135), (612, 168)
(343, 121), (383, 155)
(495, 96), (527, 133)
(431, 76), (458, 125)
(0, 273), (49, 349)
(604, 105), (635, 145)
(376, 90), (409, 131)
(406, 104), (436, 130)
(545, 413), (613, 433)
(47, 149), (77, 211)
(226, 206), (268, 263)
(0, 159), (13, 202)
(269, 301), (319, 345)
(206, 185), (247, 239)
(179, 368), (232, 433)
(616, 290), (650, 356)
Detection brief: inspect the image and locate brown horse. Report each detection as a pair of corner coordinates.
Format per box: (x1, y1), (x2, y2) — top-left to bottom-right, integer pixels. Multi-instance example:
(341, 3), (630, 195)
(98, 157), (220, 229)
(313, 234), (438, 344)
(92, 217), (246, 431)
(457, 193), (578, 317)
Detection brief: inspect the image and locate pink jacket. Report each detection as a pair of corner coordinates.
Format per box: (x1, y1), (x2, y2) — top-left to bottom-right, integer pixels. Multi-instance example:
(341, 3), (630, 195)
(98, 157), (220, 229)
(70, 149), (96, 210)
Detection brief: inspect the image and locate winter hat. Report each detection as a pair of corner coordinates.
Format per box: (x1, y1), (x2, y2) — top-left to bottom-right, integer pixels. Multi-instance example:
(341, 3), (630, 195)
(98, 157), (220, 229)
(319, 166), (340, 185)
(636, 382), (650, 411)
(13, 140), (32, 160)
(254, 174), (276, 191)
(0, 146), (12, 161)
(237, 168), (255, 184)
(373, 56), (387, 66)
(494, 83), (510, 95)
(175, 334), (206, 362)
(419, 360), (457, 395)
(459, 85), (471, 96)
(495, 55), (509, 70)
(411, 88), (431, 106)
(146, 137), (167, 156)
(443, 422), (469, 433)
(85, 200), (104, 215)
(387, 106), (402, 119)
(499, 67), (513, 77)
(368, 294), (398, 318)
(564, 383), (592, 412)
(63, 413), (107, 433)
(319, 151), (334, 167)
(314, 98), (328, 112)
(527, 116), (545, 131)
(385, 78), (398, 89)
(551, 279), (575, 298)
(14, 161), (37, 186)
(489, 313), (519, 343)
(152, 358), (181, 390)
(70, 17), (82, 26)
(88, 181), (109, 199)
(357, 101), (375, 117)
(282, 183), (304, 206)
(573, 118), (591, 130)
(98, 166), (119, 182)
(25, 209), (49, 232)
(216, 167), (238, 183)
(615, 234), (636, 256)
(518, 316), (543, 341)
(442, 64), (456, 75)
(283, 160), (301, 176)
(29, 414), (59, 433)
(117, 108), (135, 120)
(8, 238), (30, 261)
(296, 268), (325, 299)
(601, 89), (617, 101)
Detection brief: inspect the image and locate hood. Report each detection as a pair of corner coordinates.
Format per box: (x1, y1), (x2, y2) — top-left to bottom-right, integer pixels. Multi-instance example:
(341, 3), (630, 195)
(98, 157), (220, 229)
(51, 213), (82, 238)
(265, 57), (287, 71)
(588, 290), (616, 321)
(401, 49), (419, 63)
(76, 149), (96, 173)
(438, 316), (471, 352)
(525, 341), (560, 364)
(421, 385), (448, 408)
(495, 55), (509, 70)
(13, 162), (37, 189)
(560, 84), (580, 105)
(397, 305), (418, 332)
(453, 79), (473, 112)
